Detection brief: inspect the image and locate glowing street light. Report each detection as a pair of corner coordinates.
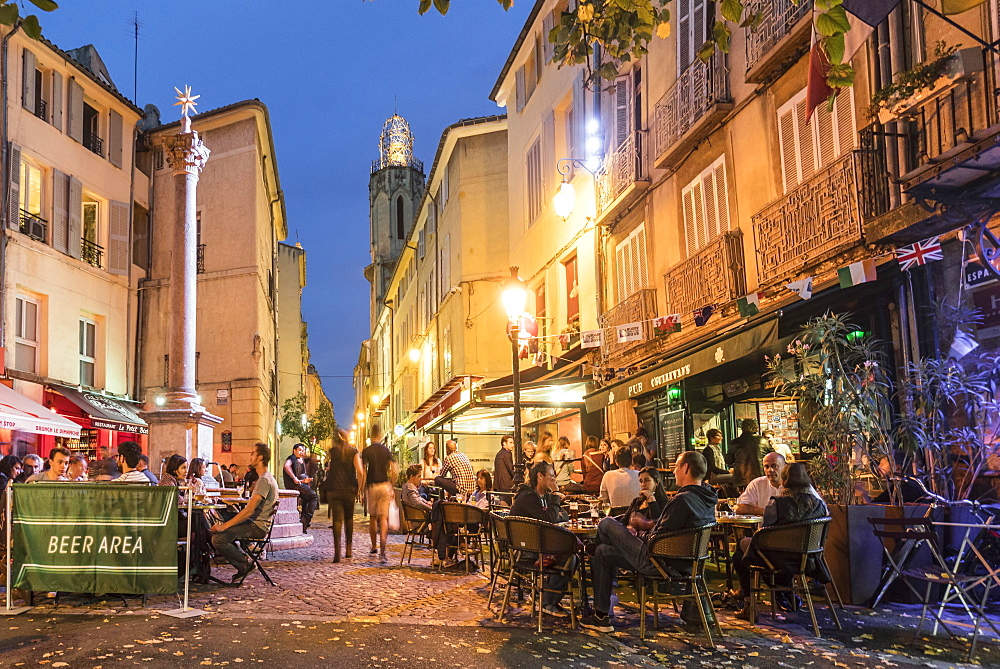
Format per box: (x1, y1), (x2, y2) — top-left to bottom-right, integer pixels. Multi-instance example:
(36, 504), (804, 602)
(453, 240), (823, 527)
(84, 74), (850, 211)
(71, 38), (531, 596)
(502, 266), (529, 468)
(553, 178), (576, 220)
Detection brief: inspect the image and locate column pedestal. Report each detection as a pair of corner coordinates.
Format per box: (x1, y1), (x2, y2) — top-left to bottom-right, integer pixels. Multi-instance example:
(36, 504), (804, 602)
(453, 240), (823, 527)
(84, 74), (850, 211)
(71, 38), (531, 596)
(142, 406), (223, 476)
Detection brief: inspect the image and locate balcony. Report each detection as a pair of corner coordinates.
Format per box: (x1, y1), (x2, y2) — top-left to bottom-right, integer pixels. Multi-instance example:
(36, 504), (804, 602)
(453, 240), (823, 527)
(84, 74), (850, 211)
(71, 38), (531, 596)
(19, 209), (47, 243)
(83, 132), (103, 156)
(745, 0), (812, 84)
(858, 49), (1000, 243)
(664, 231), (746, 315)
(32, 97), (47, 121)
(752, 153), (862, 285)
(197, 244), (206, 274)
(81, 238), (104, 268)
(596, 131), (649, 222)
(599, 288), (657, 367)
(653, 52), (732, 169)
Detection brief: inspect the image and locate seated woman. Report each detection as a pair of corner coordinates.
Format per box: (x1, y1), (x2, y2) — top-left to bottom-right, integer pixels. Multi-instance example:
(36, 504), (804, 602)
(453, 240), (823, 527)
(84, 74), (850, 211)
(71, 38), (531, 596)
(159, 455), (188, 496)
(734, 463), (829, 621)
(402, 464), (432, 511)
(619, 466), (669, 539)
(470, 469), (492, 510)
(187, 458), (208, 500)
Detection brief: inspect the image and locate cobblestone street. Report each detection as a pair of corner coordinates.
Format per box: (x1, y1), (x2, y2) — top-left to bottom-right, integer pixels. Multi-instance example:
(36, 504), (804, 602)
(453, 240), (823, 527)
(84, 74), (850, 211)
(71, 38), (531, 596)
(4, 510), (999, 667)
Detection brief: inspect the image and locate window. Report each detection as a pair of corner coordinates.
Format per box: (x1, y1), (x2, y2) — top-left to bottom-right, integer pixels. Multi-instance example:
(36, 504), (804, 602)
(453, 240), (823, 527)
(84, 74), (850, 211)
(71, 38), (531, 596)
(21, 49), (49, 121)
(395, 195), (405, 239)
(19, 160), (42, 216)
(81, 198), (101, 268)
(535, 281), (547, 341)
(681, 155), (730, 256)
(778, 87), (856, 192)
(82, 101), (102, 156)
(515, 31), (543, 112)
(79, 317), (96, 387)
(564, 254), (579, 323)
(526, 137), (544, 223)
(614, 224), (648, 303)
(441, 165), (449, 205)
(677, 0), (709, 72)
(14, 295), (39, 374)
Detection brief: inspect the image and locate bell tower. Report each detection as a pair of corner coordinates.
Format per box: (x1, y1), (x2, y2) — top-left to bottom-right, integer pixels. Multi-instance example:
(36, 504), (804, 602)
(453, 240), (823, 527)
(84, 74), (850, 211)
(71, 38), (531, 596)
(367, 114), (425, 321)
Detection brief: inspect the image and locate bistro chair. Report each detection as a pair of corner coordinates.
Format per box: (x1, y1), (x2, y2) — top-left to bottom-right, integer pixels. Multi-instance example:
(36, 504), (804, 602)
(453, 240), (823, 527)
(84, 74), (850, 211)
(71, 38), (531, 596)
(400, 503), (433, 566)
(487, 491), (515, 510)
(747, 517), (842, 638)
(487, 512), (513, 610)
(636, 523), (722, 643)
(233, 509), (278, 587)
(500, 516), (580, 633)
(439, 502), (489, 575)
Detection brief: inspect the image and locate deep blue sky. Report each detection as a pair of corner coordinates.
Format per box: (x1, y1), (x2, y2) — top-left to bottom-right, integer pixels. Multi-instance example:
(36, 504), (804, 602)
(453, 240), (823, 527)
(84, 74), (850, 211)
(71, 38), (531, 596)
(39, 0), (530, 426)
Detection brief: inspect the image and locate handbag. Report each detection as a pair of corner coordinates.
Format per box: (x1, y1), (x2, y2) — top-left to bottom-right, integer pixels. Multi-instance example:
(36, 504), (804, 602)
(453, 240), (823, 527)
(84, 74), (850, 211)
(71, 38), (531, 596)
(388, 497), (401, 531)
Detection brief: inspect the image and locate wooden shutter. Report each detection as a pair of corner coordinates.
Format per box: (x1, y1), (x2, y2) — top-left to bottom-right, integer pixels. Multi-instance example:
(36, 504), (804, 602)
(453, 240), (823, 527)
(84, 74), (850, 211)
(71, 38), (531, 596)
(108, 110), (123, 168)
(50, 71), (62, 131)
(778, 104), (797, 192)
(631, 226), (647, 291)
(614, 76), (631, 149)
(542, 12), (555, 65)
(441, 234), (450, 294)
(52, 169), (68, 253)
(67, 78), (84, 143)
(67, 176), (82, 259)
(108, 200), (130, 275)
(682, 185), (697, 257)
(794, 96), (815, 183)
(711, 158), (729, 235)
(703, 168), (718, 241)
(543, 111), (556, 196)
(534, 32), (544, 84)
(834, 87), (856, 155)
(572, 71), (586, 160)
(515, 66), (526, 112)
(22, 49), (35, 114)
(8, 143), (20, 229)
(678, 0), (692, 70)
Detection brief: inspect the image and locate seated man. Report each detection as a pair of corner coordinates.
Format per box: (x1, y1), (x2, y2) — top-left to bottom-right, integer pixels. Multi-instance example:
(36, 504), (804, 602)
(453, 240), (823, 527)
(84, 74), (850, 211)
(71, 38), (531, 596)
(210, 442), (279, 583)
(26, 447), (70, 482)
(137, 454), (159, 484)
(735, 452), (785, 515)
(582, 451), (717, 632)
(509, 461), (574, 618)
(283, 443), (318, 533)
(66, 454), (88, 481)
(402, 464), (432, 511)
(112, 442), (150, 483)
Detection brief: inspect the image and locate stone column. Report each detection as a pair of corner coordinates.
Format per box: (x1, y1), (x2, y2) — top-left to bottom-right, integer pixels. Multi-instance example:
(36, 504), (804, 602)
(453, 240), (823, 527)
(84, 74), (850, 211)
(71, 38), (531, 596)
(142, 111), (222, 471)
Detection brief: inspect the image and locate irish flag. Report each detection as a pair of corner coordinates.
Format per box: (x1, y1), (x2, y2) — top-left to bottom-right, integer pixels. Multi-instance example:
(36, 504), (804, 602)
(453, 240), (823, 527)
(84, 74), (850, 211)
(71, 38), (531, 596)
(838, 259), (877, 288)
(736, 292), (762, 318)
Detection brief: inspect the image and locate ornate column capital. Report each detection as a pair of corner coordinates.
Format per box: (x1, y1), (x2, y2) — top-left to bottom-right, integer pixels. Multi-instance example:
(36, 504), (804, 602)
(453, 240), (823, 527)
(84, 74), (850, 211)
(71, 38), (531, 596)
(164, 131), (210, 177)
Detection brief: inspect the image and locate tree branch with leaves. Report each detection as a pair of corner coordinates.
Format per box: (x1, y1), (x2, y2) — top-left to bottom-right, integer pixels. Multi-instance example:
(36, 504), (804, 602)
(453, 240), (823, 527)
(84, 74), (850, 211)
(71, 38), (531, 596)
(0, 0), (58, 40)
(280, 393), (338, 456)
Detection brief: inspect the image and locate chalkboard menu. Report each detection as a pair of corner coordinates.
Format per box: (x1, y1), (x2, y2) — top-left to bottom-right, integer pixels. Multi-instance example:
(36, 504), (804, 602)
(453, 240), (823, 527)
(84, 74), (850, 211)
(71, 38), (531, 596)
(658, 407), (687, 463)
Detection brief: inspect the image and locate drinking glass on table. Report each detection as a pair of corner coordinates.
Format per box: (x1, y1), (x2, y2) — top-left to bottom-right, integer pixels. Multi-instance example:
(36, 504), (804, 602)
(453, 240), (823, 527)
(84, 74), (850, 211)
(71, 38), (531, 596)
(727, 497), (738, 515)
(569, 500), (579, 522)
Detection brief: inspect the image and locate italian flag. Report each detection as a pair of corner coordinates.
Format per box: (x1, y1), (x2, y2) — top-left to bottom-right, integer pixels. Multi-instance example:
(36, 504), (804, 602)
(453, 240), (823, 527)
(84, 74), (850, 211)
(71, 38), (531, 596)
(838, 259), (877, 289)
(736, 292), (762, 318)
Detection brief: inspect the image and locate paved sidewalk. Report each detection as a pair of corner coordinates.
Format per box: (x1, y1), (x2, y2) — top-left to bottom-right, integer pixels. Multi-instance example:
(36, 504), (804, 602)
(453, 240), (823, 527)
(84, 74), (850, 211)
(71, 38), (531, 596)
(3, 512), (998, 667)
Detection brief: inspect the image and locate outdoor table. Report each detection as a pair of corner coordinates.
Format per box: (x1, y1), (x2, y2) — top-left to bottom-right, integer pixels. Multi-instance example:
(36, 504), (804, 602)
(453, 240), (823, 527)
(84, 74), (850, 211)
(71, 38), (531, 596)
(561, 520), (598, 614)
(182, 502), (228, 586)
(715, 514), (764, 591)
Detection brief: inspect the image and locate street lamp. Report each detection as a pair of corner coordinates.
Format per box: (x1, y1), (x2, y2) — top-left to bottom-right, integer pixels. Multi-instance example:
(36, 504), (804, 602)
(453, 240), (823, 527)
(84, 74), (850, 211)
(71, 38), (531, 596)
(502, 266), (528, 468)
(553, 178), (576, 220)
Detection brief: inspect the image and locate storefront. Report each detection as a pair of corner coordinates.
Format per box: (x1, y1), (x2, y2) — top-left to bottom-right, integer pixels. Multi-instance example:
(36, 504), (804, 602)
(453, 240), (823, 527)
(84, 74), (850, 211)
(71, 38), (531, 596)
(46, 385), (148, 461)
(0, 381), (82, 457)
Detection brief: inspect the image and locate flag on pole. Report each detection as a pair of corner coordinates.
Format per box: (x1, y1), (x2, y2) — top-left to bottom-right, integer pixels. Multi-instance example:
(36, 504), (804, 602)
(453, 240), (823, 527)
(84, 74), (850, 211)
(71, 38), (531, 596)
(941, 0), (987, 15)
(580, 329), (604, 349)
(653, 314), (681, 336)
(693, 304), (715, 327)
(838, 259), (877, 288)
(895, 236), (943, 271)
(736, 292), (763, 318)
(786, 277), (814, 300)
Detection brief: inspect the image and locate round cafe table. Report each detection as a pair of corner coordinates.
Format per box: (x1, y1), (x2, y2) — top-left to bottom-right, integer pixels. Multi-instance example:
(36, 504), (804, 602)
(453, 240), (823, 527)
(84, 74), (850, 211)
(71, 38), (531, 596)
(715, 514), (763, 591)
(560, 520), (599, 614)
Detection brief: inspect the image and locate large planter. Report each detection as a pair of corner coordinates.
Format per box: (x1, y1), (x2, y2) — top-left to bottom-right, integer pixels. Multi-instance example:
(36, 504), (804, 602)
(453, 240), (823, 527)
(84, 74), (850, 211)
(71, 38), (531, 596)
(825, 504), (894, 606)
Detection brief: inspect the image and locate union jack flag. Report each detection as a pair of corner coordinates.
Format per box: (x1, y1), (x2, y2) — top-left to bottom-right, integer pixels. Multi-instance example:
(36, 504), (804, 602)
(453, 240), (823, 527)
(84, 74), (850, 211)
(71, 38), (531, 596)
(896, 236), (943, 271)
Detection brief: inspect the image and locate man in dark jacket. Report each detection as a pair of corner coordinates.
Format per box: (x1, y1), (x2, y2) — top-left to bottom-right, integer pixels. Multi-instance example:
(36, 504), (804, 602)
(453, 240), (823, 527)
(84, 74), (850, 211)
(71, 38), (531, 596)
(493, 435), (516, 493)
(725, 419), (773, 490)
(509, 461), (572, 617)
(582, 451), (717, 632)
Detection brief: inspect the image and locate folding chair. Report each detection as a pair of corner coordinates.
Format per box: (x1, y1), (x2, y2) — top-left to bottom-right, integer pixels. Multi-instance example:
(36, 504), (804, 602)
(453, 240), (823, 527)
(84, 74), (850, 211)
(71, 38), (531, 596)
(748, 517), (842, 638)
(400, 503), (432, 566)
(637, 523), (722, 643)
(234, 510), (278, 586)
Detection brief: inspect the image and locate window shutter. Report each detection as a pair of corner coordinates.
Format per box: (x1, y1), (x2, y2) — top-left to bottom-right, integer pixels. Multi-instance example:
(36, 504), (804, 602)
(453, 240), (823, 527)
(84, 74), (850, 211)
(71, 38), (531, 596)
(834, 87), (856, 155)
(515, 67), (526, 112)
(778, 106), (796, 192)
(7, 143), (20, 230)
(534, 32), (544, 84)
(52, 169), (68, 253)
(572, 71), (586, 160)
(703, 169), (717, 240)
(620, 237), (634, 300)
(678, 0), (692, 70)
(543, 111), (556, 195)
(682, 185), (697, 257)
(632, 226), (647, 290)
(50, 71), (62, 131)
(614, 76), (631, 149)
(22, 49), (35, 114)
(441, 234), (450, 294)
(108, 200), (130, 275)
(794, 97), (815, 182)
(815, 99), (836, 169)
(108, 110), (123, 168)
(418, 228), (425, 259)
(692, 181), (706, 250)
(713, 159), (730, 233)
(542, 12), (555, 65)
(68, 78), (84, 143)
(693, 0), (708, 62)
(67, 176), (82, 259)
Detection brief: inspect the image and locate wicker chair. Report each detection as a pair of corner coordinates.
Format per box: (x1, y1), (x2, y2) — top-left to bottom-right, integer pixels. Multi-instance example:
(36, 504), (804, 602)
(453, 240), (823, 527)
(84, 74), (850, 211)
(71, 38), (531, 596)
(439, 502), (489, 574)
(487, 491), (515, 510)
(500, 516), (580, 632)
(637, 523), (723, 643)
(487, 512), (513, 610)
(400, 503), (433, 566)
(746, 517), (842, 637)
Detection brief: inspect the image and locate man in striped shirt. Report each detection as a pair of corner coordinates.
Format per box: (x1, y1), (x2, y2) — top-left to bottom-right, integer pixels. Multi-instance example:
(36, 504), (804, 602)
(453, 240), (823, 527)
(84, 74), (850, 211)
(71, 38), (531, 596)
(437, 440), (475, 495)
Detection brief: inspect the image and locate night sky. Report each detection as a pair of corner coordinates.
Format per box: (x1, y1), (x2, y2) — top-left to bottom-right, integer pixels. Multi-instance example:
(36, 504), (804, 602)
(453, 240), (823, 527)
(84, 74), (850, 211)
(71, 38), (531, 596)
(38, 0), (531, 426)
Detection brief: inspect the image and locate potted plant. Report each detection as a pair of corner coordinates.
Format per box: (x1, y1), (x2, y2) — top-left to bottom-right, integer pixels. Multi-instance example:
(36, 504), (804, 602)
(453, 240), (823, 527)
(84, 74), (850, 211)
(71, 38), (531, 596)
(869, 42), (978, 124)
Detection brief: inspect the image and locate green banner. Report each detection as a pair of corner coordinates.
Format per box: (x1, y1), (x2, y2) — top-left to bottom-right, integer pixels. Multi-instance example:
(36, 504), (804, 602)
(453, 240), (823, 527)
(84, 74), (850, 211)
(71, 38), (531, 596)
(11, 483), (178, 594)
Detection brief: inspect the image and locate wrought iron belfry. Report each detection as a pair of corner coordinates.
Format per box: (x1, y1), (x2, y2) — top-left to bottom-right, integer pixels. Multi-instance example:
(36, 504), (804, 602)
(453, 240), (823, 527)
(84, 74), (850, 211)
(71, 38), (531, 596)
(373, 114), (423, 173)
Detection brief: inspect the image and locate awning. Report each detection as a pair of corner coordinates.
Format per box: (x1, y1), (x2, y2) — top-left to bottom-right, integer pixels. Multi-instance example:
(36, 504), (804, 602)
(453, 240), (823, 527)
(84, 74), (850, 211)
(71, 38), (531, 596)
(0, 384), (82, 437)
(415, 376), (483, 430)
(51, 385), (148, 435)
(584, 319), (779, 412)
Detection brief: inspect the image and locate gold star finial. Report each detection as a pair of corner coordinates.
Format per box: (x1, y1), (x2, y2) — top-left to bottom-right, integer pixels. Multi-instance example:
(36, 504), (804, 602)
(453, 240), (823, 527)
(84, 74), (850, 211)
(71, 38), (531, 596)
(173, 85), (200, 118)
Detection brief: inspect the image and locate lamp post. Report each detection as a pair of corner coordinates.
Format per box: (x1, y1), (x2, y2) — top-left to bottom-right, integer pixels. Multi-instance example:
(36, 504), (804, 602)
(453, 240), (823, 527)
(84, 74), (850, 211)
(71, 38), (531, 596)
(502, 266), (528, 467)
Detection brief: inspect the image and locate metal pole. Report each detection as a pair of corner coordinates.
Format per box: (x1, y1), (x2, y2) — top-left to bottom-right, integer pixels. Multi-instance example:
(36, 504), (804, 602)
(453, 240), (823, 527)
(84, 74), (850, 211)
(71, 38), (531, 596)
(183, 486), (193, 611)
(511, 320), (523, 469)
(5, 484), (11, 611)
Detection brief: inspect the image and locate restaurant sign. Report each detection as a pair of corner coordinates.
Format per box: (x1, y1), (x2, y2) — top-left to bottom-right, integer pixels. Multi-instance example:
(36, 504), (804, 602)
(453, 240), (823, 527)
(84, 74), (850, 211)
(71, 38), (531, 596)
(11, 484), (177, 594)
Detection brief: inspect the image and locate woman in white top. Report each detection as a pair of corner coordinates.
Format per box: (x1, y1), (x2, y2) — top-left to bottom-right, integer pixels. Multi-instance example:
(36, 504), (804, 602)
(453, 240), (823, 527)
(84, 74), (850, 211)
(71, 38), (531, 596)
(420, 442), (441, 481)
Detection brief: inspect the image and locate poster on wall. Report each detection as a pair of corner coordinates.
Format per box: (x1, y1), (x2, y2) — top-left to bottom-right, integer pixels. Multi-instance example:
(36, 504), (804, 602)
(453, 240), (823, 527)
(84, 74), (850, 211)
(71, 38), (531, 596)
(756, 399), (800, 456)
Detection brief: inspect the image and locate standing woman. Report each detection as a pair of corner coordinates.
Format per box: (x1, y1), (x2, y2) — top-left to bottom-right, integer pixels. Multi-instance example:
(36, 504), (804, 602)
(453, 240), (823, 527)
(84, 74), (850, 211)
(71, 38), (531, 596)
(420, 441), (441, 482)
(581, 436), (607, 495)
(323, 429), (364, 563)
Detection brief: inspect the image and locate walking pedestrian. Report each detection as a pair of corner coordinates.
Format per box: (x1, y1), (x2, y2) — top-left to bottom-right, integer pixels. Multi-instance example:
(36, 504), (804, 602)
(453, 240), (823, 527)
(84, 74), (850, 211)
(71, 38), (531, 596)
(361, 424), (396, 563)
(323, 429), (363, 563)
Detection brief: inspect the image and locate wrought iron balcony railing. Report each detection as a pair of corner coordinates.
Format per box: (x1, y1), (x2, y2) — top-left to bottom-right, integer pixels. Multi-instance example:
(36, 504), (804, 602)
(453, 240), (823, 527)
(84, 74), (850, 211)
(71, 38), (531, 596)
(596, 131), (647, 214)
(664, 231), (746, 316)
(752, 153), (862, 285)
(83, 132), (103, 156)
(33, 97), (47, 120)
(653, 51), (731, 160)
(197, 243), (205, 274)
(19, 209), (47, 243)
(81, 238), (104, 268)
(745, 0), (812, 78)
(598, 287), (657, 365)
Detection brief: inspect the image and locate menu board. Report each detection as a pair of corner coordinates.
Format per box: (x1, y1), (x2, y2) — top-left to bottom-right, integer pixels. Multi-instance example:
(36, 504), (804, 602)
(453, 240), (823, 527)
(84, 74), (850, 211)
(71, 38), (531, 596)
(658, 407), (686, 463)
(757, 399), (800, 455)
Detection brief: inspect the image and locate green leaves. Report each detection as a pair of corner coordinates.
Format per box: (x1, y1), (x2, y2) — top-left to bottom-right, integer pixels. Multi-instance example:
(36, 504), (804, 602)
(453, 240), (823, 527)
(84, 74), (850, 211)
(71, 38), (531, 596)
(27, 0), (58, 11)
(816, 5), (850, 35)
(0, 4), (17, 26)
(720, 0), (743, 24)
(22, 14), (41, 39)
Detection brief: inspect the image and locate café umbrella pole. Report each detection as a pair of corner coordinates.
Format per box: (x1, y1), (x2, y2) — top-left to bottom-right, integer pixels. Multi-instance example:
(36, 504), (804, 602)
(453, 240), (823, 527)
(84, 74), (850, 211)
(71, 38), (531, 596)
(164, 486), (208, 618)
(5, 485), (30, 614)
